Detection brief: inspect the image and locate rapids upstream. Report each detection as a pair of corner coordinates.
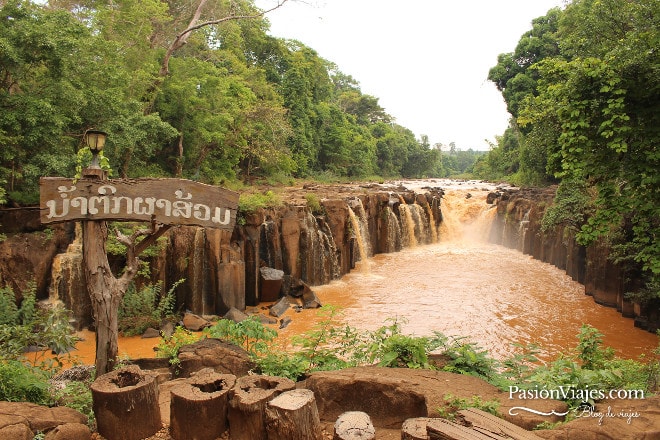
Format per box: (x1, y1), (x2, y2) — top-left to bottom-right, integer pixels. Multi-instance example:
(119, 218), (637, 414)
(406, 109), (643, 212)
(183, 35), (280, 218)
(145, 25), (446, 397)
(62, 181), (658, 365)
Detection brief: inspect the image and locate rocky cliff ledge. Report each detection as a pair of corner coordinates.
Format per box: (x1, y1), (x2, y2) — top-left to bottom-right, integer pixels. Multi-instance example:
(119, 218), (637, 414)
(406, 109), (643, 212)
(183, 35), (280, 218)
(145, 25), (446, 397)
(0, 181), (444, 329)
(488, 187), (658, 333)
(0, 181), (657, 332)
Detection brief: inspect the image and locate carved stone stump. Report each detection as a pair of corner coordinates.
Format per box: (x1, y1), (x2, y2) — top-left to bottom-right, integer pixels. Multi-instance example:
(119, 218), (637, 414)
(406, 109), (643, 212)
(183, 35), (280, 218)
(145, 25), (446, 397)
(401, 417), (435, 440)
(333, 411), (375, 440)
(169, 369), (236, 440)
(228, 375), (296, 440)
(90, 365), (160, 440)
(265, 389), (323, 440)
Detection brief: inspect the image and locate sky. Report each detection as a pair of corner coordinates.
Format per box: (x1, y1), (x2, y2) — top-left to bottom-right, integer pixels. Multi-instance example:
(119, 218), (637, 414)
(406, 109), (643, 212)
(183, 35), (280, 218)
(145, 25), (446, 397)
(255, 0), (566, 150)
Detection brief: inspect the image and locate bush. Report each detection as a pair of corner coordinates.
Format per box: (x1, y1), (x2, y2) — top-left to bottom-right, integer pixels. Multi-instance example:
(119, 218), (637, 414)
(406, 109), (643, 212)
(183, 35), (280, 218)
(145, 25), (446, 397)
(0, 285), (78, 365)
(365, 318), (440, 369)
(432, 333), (498, 381)
(204, 316), (277, 357)
(0, 286), (20, 326)
(501, 324), (658, 410)
(155, 326), (201, 372)
(238, 190), (282, 214)
(0, 360), (52, 405)
(305, 193), (323, 215)
(53, 381), (95, 429)
(119, 279), (183, 336)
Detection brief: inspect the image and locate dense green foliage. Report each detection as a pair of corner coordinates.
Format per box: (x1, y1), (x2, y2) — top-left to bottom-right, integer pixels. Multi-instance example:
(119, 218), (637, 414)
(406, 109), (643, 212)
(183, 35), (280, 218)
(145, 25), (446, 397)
(0, 284), (92, 420)
(0, 285), (77, 363)
(150, 306), (659, 415)
(437, 143), (486, 178)
(479, 0), (659, 305)
(0, 359), (51, 404)
(0, 0), (442, 205)
(118, 279), (183, 336)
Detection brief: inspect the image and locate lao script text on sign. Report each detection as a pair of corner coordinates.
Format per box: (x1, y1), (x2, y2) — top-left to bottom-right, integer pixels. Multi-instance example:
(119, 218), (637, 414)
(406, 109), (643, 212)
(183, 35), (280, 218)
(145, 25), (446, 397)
(40, 177), (239, 231)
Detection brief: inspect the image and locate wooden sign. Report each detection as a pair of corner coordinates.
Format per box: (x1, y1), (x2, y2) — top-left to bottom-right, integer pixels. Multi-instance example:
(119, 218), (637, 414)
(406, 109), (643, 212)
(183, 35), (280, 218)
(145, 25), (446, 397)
(40, 177), (239, 230)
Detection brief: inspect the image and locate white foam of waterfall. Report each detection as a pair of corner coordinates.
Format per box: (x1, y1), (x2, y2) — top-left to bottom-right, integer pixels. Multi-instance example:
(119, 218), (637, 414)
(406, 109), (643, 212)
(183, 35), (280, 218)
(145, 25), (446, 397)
(397, 203), (418, 248)
(348, 206), (370, 273)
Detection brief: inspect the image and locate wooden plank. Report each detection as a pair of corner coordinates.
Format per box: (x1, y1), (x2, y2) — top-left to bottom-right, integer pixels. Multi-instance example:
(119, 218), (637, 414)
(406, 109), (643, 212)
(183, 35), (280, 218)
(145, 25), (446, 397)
(426, 418), (507, 440)
(458, 409), (544, 440)
(39, 177), (239, 230)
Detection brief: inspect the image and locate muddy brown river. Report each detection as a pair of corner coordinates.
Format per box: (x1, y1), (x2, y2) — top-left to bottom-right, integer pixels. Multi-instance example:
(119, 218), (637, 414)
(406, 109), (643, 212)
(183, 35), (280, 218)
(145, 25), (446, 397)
(64, 184), (658, 365)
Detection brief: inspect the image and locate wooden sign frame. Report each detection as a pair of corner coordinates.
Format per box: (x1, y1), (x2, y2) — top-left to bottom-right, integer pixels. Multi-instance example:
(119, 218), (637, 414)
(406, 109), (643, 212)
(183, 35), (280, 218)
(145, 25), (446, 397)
(40, 177), (239, 231)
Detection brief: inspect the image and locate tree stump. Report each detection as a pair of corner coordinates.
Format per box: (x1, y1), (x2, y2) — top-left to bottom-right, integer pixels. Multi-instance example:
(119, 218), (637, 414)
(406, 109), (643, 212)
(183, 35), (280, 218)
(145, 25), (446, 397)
(265, 389), (323, 440)
(228, 375), (296, 440)
(169, 368), (236, 440)
(402, 417), (435, 440)
(333, 411), (375, 440)
(90, 365), (161, 440)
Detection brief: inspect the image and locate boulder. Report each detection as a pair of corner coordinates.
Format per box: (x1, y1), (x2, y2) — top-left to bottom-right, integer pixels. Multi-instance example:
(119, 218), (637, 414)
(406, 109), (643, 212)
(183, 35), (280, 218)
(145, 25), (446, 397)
(304, 368), (428, 428)
(0, 413), (32, 440)
(269, 296), (291, 317)
(0, 401), (87, 434)
(141, 327), (161, 338)
(302, 283), (322, 309)
(43, 423), (91, 440)
(279, 316), (292, 329)
(260, 267), (284, 302)
(224, 307), (249, 323)
(254, 313), (278, 325)
(160, 320), (175, 338)
(177, 338), (256, 378)
(304, 367), (566, 431)
(182, 312), (211, 331)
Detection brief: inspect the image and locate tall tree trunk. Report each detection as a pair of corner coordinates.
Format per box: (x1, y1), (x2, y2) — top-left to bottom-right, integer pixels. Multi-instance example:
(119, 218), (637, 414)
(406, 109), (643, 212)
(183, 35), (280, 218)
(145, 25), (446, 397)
(176, 132), (184, 178)
(82, 220), (121, 375)
(81, 168), (144, 375)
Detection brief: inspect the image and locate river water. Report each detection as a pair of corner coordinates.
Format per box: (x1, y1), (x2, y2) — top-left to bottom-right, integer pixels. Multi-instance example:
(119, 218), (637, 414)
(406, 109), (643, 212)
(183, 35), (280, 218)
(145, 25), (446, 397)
(63, 181), (658, 365)
(280, 184), (658, 361)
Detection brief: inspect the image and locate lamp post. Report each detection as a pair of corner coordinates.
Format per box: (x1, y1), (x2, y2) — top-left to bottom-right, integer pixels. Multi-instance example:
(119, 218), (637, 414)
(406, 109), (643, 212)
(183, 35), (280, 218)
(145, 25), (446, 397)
(84, 130), (107, 170)
(80, 129), (115, 373)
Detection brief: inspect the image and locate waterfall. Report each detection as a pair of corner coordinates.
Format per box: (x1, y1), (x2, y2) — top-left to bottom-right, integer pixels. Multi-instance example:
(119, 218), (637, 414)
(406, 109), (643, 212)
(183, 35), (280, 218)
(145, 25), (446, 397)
(190, 227), (208, 314)
(383, 206), (402, 253)
(408, 204), (430, 245)
(518, 209), (531, 251)
(473, 207), (498, 241)
(348, 199), (372, 257)
(397, 203), (418, 248)
(46, 223), (89, 329)
(348, 206), (370, 272)
(300, 211), (340, 284)
(425, 203), (439, 243)
(438, 196), (462, 241)
(438, 191), (497, 242)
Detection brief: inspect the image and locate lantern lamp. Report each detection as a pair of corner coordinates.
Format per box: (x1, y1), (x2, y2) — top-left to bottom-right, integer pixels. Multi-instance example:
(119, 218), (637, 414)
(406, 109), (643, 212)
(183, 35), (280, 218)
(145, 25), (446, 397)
(84, 130), (107, 169)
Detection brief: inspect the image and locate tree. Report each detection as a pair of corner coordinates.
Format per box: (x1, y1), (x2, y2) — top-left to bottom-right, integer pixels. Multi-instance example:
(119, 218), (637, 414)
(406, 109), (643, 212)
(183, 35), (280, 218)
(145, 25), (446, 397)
(0, 0), (179, 202)
(159, 0), (290, 76)
(519, 0), (659, 277)
(488, 8), (562, 119)
(83, 210), (168, 374)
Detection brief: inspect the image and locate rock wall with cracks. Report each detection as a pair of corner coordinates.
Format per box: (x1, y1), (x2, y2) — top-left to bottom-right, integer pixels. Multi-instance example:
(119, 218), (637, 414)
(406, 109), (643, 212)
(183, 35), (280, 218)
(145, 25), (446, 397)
(1, 183), (657, 333)
(0, 188), (444, 329)
(487, 186), (658, 333)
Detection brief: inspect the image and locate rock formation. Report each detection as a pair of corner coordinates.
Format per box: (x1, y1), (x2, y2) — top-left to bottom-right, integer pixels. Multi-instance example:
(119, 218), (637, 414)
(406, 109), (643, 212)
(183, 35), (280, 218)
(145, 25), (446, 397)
(0, 181), (656, 332)
(488, 187), (658, 332)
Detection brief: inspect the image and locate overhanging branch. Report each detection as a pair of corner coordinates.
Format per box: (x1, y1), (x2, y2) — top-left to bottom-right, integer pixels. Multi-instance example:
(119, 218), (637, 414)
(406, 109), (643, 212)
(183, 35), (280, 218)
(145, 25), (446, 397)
(160, 0), (290, 75)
